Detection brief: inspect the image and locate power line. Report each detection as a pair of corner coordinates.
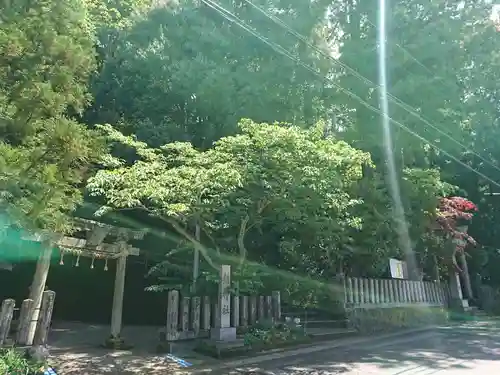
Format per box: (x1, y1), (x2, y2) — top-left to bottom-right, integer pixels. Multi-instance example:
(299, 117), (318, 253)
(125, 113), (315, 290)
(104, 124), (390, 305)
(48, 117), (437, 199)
(199, 0), (500, 191)
(241, 0), (500, 175)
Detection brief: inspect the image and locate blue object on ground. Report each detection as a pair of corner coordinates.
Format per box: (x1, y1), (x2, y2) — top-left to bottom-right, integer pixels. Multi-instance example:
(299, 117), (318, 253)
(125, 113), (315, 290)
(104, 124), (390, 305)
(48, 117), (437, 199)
(164, 354), (193, 367)
(43, 367), (57, 375)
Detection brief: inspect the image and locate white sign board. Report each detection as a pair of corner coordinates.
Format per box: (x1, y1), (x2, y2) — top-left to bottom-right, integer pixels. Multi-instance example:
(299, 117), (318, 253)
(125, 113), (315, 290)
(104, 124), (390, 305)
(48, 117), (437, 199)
(389, 258), (407, 279)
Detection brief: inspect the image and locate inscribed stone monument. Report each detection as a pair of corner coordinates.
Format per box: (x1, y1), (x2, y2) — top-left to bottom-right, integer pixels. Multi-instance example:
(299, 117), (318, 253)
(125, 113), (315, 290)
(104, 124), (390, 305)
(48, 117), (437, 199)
(210, 264), (236, 341)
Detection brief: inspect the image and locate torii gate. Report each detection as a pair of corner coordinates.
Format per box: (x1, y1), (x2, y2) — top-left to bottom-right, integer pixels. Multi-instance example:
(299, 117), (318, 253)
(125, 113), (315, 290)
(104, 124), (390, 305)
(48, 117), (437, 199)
(24, 218), (145, 348)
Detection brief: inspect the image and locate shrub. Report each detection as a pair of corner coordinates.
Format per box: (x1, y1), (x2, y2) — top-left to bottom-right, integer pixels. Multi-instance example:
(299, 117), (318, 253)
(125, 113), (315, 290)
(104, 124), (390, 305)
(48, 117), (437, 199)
(0, 348), (46, 375)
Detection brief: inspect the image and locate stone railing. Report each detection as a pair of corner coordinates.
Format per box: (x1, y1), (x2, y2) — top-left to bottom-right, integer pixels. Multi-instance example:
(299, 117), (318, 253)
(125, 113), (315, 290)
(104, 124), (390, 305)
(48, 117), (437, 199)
(344, 277), (448, 308)
(0, 290), (55, 346)
(162, 290), (281, 341)
(343, 278), (449, 332)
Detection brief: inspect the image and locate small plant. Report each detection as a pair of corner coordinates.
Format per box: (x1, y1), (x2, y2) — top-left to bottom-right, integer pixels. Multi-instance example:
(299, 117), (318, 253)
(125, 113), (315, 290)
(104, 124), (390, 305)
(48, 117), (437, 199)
(0, 348), (46, 375)
(243, 319), (308, 348)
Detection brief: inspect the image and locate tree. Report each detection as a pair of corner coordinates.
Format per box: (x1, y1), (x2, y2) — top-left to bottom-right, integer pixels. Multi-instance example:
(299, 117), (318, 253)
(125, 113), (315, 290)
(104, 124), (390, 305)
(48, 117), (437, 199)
(327, 0), (497, 278)
(87, 118), (454, 303)
(0, 0), (103, 344)
(84, 0), (335, 149)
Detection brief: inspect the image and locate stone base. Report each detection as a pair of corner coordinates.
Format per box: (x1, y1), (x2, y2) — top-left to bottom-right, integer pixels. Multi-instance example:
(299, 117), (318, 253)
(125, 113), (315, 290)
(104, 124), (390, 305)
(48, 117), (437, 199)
(210, 326), (237, 341)
(450, 298), (469, 311)
(103, 335), (133, 350)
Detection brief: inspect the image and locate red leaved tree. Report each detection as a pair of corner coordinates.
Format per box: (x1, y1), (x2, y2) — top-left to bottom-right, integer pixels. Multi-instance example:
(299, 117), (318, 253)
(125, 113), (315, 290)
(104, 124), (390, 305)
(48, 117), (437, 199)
(436, 196), (477, 270)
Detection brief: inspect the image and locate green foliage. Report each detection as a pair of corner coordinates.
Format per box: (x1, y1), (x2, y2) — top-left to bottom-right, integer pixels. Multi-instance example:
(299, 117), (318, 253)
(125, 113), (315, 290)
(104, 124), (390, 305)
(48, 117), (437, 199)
(243, 320), (308, 347)
(0, 348), (45, 375)
(85, 0), (334, 148)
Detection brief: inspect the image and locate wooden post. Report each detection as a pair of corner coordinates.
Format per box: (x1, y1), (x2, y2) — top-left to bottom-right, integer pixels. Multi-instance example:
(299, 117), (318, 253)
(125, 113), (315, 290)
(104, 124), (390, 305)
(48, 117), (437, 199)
(26, 244), (53, 346)
(110, 254), (127, 339)
(16, 299), (34, 345)
(0, 299), (15, 345)
(34, 291), (56, 345)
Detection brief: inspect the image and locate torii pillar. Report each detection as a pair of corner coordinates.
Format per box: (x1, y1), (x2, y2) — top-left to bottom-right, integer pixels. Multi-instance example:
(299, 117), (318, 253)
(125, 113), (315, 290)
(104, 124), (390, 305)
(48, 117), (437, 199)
(105, 231), (140, 350)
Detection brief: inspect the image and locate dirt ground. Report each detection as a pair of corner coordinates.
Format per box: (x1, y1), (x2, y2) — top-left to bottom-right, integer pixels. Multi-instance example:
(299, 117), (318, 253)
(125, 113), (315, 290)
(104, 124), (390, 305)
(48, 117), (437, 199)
(47, 322), (213, 374)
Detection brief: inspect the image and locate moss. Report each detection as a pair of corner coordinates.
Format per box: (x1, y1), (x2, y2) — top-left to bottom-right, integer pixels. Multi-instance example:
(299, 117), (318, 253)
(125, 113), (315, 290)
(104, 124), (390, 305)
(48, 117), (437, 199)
(346, 306), (449, 333)
(102, 335), (133, 350)
(194, 336), (313, 359)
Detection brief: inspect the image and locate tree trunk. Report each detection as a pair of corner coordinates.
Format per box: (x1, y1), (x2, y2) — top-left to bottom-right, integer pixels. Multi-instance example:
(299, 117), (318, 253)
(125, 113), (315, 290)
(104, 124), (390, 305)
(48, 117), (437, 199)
(191, 222), (201, 293)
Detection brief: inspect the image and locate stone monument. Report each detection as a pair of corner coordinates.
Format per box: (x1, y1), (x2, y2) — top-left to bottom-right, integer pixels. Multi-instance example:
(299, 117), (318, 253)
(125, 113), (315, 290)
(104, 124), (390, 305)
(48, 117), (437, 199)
(210, 264), (236, 341)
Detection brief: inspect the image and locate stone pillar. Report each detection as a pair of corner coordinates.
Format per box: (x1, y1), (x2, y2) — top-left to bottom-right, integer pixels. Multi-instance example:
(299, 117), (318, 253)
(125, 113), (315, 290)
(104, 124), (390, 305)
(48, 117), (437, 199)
(364, 279), (370, 304)
(422, 282), (429, 303)
(210, 265), (236, 341)
(180, 297), (190, 332)
(240, 296), (249, 326)
(257, 296), (265, 320)
(394, 280), (401, 303)
(166, 290), (179, 340)
(359, 279), (366, 304)
(382, 279), (389, 303)
(249, 296), (257, 324)
(271, 291), (281, 321)
(369, 279), (375, 304)
(0, 299), (15, 345)
(202, 296), (211, 329)
(352, 278), (360, 305)
(16, 299), (34, 345)
(387, 279), (394, 303)
(433, 255), (441, 284)
(110, 254), (127, 340)
(415, 281), (422, 303)
(264, 296), (272, 319)
(449, 271), (468, 309)
(34, 291), (56, 345)
(433, 283), (439, 304)
(410, 281), (417, 303)
(373, 279), (380, 304)
(405, 281), (412, 303)
(459, 252), (474, 300)
(211, 301), (220, 328)
(231, 296), (240, 327)
(346, 278), (354, 305)
(400, 280), (407, 303)
(191, 297), (201, 335)
(429, 281), (439, 305)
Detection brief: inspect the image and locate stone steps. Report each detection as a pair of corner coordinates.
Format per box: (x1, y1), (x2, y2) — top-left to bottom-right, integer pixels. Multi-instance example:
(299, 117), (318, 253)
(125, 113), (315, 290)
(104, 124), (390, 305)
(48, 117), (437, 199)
(305, 327), (357, 341)
(301, 319), (348, 329)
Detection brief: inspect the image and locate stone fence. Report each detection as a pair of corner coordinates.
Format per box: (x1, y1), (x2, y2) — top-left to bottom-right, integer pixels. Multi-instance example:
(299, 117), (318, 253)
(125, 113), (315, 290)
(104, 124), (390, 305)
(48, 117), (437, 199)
(344, 277), (448, 307)
(0, 290), (55, 347)
(343, 277), (449, 332)
(163, 290), (281, 341)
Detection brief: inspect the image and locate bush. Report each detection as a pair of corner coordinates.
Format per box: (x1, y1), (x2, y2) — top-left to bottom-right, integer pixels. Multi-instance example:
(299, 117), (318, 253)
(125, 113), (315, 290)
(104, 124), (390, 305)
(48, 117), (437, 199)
(0, 348), (46, 375)
(243, 319), (309, 348)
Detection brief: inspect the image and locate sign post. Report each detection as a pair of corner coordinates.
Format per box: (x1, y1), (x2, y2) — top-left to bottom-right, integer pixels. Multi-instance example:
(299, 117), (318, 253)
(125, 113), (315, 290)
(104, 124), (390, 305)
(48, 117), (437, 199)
(389, 258), (407, 279)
